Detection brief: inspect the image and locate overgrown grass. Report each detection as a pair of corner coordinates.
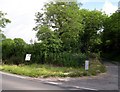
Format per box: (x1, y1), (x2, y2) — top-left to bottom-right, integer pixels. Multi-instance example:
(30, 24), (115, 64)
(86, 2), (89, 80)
(0, 60), (106, 78)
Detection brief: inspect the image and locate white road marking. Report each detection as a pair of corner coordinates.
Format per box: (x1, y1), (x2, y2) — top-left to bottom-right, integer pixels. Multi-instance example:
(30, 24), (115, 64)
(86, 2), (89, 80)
(0, 71), (98, 90)
(0, 71), (29, 79)
(73, 86), (98, 90)
(46, 82), (62, 85)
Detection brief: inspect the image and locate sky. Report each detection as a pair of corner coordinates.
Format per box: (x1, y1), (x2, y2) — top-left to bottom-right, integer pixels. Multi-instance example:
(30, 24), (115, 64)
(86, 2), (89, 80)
(0, 0), (119, 43)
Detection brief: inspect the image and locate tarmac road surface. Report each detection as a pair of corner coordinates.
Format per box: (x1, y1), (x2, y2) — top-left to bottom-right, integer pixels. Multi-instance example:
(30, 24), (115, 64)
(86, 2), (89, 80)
(0, 61), (119, 91)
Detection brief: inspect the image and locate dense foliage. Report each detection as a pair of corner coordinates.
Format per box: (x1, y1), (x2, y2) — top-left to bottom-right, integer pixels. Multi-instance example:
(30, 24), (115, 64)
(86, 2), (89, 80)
(101, 12), (120, 61)
(1, 1), (120, 66)
(0, 11), (11, 60)
(34, 2), (107, 53)
(2, 38), (26, 64)
(32, 2), (108, 66)
(0, 11), (11, 40)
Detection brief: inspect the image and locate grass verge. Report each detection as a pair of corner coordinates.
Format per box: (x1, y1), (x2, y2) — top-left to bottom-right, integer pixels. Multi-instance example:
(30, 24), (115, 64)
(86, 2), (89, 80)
(0, 61), (106, 78)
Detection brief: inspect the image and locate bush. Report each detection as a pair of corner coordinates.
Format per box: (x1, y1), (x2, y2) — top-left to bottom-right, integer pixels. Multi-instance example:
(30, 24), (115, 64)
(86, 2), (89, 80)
(3, 56), (24, 65)
(89, 55), (106, 75)
(1, 62), (106, 78)
(44, 52), (86, 67)
(2, 38), (27, 64)
(88, 53), (100, 59)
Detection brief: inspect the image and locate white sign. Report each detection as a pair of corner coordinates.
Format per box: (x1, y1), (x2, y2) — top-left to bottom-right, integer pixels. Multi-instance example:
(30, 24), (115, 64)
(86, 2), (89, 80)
(85, 60), (89, 70)
(25, 54), (31, 61)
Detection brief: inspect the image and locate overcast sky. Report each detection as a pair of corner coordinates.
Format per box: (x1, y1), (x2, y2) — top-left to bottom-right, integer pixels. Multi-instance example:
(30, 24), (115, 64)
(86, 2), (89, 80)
(0, 0), (119, 43)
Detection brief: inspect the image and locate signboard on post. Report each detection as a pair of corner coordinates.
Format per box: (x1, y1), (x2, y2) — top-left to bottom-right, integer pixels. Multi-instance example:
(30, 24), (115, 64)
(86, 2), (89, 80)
(25, 54), (31, 61)
(85, 60), (89, 70)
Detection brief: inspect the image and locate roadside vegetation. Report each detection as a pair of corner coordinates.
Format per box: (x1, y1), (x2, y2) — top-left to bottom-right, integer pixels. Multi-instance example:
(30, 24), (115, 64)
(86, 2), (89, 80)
(0, 1), (119, 77)
(0, 57), (106, 78)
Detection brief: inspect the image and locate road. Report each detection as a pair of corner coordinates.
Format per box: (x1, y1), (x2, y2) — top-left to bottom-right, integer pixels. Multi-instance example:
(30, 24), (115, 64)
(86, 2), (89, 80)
(61, 62), (118, 90)
(43, 61), (119, 90)
(1, 72), (76, 90)
(0, 72), (86, 92)
(0, 62), (119, 91)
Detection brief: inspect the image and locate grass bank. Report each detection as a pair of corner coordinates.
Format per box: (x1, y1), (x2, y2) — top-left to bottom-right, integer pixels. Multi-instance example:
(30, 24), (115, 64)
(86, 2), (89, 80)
(0, 60), (106, 78)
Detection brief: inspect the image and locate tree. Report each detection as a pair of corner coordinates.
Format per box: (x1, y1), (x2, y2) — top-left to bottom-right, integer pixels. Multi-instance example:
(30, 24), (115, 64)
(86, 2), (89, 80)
(0, 11), (11, 40)
(79, 9), (107, 53)
(34, 2), (83, 52)
(2, 38), (15, 60)
(0, 11), (10, 59)
(2, 38), (27, 64)
(13, 38), (26, 56)
(33, 1), (109, 66)
(36, 25), (62, 63)
(102, 12), (120, 60)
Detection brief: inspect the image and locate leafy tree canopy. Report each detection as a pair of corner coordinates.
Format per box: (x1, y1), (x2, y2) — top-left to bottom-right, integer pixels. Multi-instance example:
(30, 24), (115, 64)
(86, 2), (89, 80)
(34, 2), (84, 52)
(102, 12), (120, 53)
(79, 9), (108, 53)
(0, 11), (11, 40)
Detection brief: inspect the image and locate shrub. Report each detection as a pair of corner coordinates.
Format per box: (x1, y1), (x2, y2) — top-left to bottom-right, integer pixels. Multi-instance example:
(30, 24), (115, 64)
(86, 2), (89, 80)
(88, 53), (100, 59)
(44, 52), (86, 67)
(3, 56), (24, 65)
